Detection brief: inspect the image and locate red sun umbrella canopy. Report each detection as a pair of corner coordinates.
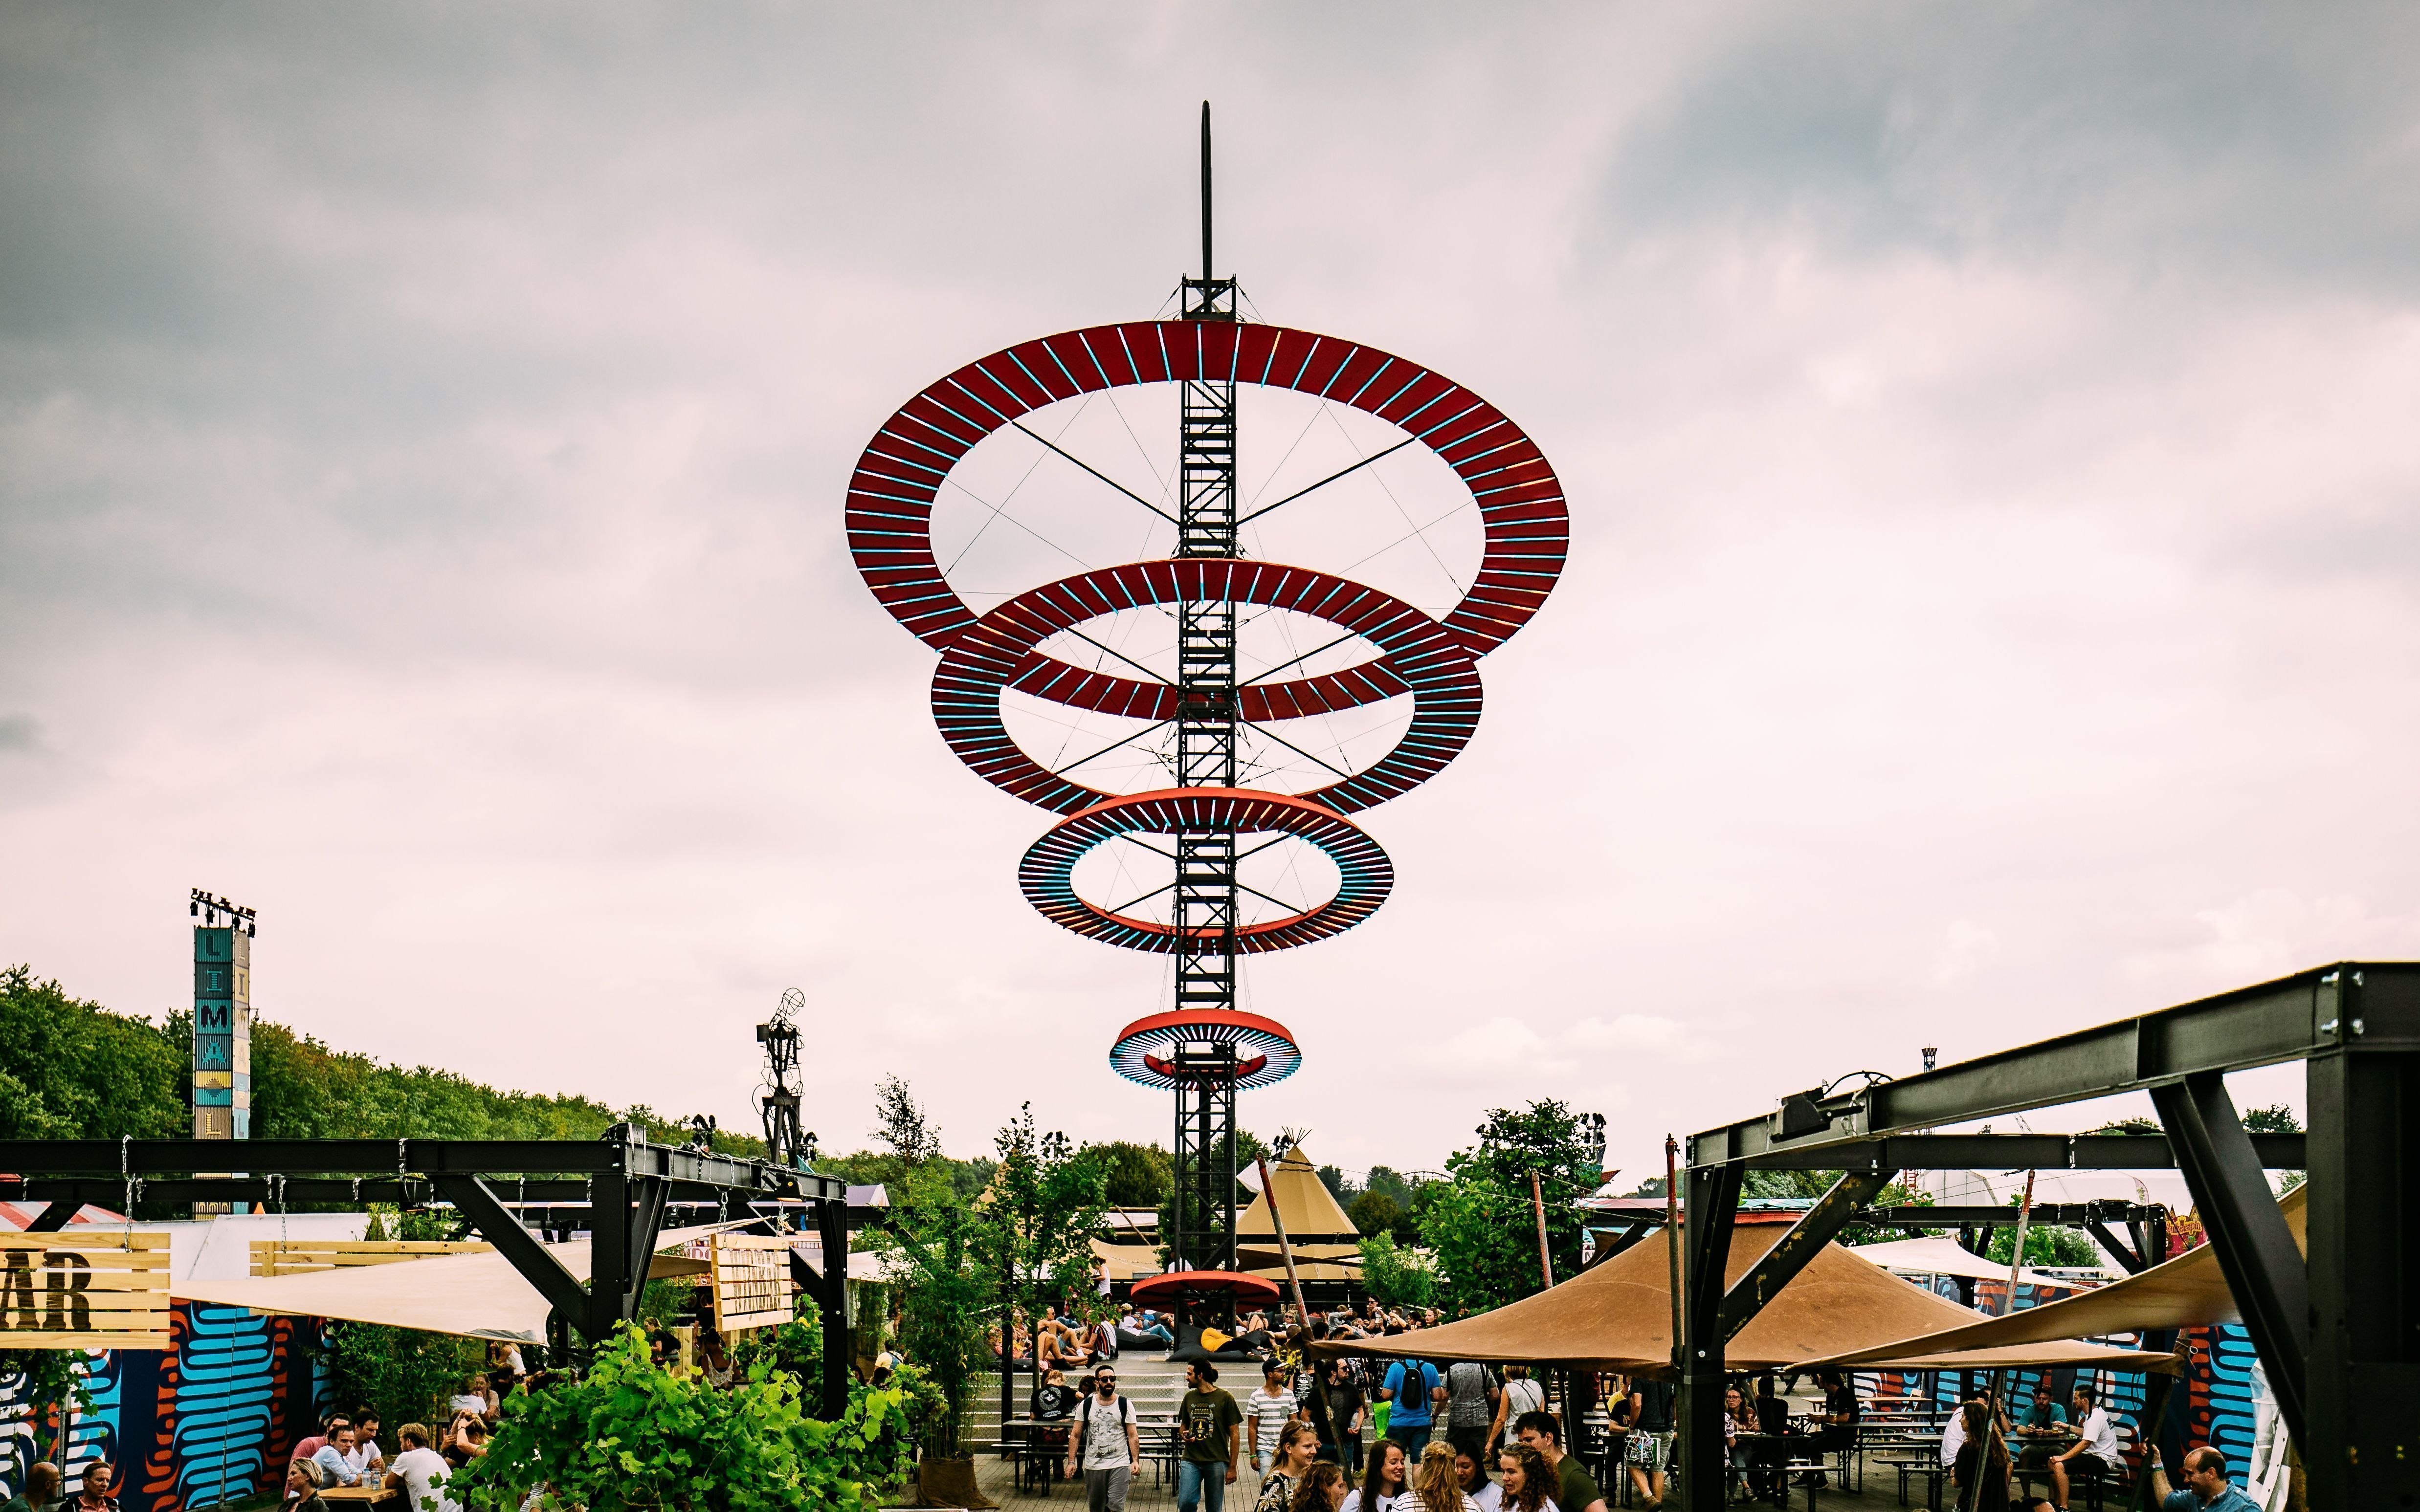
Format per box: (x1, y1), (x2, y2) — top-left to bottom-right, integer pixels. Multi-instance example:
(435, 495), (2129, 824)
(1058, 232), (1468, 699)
(1130, 1270), (1283, 1306)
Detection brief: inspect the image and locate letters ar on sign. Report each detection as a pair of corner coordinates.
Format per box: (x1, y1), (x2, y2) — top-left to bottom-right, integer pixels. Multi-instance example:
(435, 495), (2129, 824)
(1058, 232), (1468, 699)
(0, 1232), (172, 1350)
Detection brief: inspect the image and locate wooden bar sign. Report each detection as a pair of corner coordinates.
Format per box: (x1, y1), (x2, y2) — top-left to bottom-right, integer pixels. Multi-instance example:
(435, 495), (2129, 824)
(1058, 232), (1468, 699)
(709, 1233), (797, 1336)
(0, 1231), (173, 1350)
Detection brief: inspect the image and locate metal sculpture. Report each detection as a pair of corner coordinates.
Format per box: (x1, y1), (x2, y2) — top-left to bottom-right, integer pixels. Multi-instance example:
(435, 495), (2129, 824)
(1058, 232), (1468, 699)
(846, 105), (1567, 1289)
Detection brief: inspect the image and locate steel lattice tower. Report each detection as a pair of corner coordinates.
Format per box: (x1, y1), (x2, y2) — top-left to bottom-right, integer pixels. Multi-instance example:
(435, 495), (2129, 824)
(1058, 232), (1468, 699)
(845, 103), (1569, 1304)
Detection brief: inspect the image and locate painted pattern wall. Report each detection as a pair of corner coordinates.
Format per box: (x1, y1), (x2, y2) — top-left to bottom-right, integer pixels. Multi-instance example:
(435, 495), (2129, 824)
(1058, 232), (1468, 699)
(0, 1303), (314, 1512)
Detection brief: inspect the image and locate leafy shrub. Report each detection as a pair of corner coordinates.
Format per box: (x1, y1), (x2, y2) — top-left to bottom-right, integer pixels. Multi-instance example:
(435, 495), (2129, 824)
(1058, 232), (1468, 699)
(449, 1325), (911, 1512)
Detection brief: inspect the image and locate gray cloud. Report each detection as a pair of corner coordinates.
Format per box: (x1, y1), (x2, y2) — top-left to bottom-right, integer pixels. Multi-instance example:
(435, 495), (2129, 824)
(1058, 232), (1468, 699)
(3, 2), (2418, 1179)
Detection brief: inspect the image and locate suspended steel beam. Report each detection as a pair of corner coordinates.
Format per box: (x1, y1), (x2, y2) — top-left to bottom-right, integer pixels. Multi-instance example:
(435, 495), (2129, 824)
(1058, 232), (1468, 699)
(1732, 1132), (2304, 1172)
(1689, 964), (2411, 1168)
(1717, 1168), (1901, 1340)
(2151, 1073), (2308, 1448)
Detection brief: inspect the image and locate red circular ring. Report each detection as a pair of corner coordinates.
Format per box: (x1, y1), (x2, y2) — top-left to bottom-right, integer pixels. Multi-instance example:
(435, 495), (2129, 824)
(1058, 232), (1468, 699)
(1111, 1008), (1301, 1090)
(1020, 788), (1392, 955)
(931, 558), (1481, 815)
(847, 320), (1566, 720)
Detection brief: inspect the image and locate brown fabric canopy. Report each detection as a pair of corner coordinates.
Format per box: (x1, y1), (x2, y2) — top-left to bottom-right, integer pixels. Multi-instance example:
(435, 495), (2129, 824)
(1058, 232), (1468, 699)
(1799, 1183), (2307, 1369)
(1310, 1222), (2172, 1376)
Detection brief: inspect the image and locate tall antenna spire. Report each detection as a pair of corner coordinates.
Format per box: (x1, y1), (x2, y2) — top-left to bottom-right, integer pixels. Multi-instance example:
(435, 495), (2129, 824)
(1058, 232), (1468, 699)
(1181, 102), (1235, 321)
(1200, 100), (1214, 285)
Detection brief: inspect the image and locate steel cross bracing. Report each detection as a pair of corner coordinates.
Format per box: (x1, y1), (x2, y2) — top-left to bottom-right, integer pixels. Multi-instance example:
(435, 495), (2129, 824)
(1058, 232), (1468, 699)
(1167, 302), (1245, 1278)
(1665, 962), (2420, 1512)
(0, 1132), (857, 1417)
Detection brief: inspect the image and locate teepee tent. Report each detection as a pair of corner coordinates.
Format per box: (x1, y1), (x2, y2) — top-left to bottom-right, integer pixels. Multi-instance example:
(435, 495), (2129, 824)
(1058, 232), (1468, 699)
(1236, 1144), (1361, 1286)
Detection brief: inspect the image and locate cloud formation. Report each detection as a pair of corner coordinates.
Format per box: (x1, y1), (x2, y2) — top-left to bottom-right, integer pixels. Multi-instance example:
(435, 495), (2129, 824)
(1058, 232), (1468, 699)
(4, 3), (2417, 1179)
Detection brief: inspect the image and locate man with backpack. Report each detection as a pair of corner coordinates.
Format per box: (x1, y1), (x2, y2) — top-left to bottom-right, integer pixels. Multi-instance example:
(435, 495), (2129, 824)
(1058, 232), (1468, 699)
(1443, 1361), (1501, 1461)
(1065, 1368), (1142, 1512)
(1378, 1355), (1443, 1453)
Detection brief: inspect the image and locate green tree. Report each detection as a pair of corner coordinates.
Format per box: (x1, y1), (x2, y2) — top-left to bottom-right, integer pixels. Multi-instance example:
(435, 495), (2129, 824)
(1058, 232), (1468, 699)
(0, 966), (186, 1140)
(1417, 1099), (1603, 1315)
(1348, 1190), (1403, 1244)
(1316, 1164), (1355, 1205)
(1091, 1141), (1171, 1208)
(1984, 1223), (2103, 1269)
(1355, 1233), (1436, 1312)
(871, 1075), (944, 1163)
(1740, 1169), (1936, 1244)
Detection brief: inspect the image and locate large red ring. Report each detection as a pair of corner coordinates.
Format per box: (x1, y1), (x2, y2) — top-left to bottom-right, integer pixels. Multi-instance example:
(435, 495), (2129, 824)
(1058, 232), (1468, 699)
(848, 320), (1566, 720)
(932, 558), (1481, 815)
(1020, 788), (1392, 954)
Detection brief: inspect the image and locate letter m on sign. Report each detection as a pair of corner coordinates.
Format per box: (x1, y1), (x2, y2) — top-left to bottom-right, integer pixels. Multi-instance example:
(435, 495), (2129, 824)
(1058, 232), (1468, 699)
(197, 1005), (231, 1031)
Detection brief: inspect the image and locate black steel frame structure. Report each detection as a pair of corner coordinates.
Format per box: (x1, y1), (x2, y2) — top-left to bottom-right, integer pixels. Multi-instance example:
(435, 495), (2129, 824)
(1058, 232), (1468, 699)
(1163, 104), (1248, 1286)
(0, 1129), (859, 1418)
(1674, 963), (2415, 1508)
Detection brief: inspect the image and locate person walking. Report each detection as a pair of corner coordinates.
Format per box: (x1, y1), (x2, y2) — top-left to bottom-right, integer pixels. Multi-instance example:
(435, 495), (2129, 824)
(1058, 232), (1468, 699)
(1380, 1357), (1442, 1455)
(1442, 1362), (1499, 1463)
(1314, 1359), (1366, 1469)
(1247, 1364), (1296, 1473)
(1178, 1362), (1245, 1512)
(1488, 1367), (1544, 1457)
(1623, 1375), (1674, 1509)
(1066, 1367), (1141, 1512)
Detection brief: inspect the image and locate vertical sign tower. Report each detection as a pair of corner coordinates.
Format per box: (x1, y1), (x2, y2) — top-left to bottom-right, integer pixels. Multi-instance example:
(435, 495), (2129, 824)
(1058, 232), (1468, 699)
(190, 890), (256, 1214)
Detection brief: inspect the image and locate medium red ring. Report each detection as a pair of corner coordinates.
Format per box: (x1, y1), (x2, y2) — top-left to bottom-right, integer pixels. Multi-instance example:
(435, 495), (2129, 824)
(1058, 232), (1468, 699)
(931, 558), (1481, 815)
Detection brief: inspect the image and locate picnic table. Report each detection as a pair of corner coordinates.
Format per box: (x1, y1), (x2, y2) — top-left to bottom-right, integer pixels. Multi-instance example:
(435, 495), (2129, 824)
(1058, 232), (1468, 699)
(1003, 1414), (1179, 1494)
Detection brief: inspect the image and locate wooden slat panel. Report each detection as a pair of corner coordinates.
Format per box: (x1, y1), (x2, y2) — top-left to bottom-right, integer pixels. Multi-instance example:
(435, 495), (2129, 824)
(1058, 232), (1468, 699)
(0, 1233), (167, 1250)
(0, 1331), (171, 1350)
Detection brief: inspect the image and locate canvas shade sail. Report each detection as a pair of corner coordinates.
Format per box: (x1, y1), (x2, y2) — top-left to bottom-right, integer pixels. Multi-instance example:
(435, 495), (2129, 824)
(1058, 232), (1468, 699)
(1308, 1222), (2172, 1377)
(171, 1221), (746, 1342)
(1799, 1184), (2307, 1370)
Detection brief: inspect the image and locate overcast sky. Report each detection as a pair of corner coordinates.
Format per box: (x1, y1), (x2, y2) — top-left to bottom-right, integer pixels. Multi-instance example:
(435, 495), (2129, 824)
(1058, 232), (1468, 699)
(5, 3), (2418, 1185)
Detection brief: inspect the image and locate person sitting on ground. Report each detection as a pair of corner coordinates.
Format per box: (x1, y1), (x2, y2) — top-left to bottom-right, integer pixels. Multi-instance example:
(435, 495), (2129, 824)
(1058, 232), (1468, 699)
(312, 1426), (365, 1488)
(294, 1414), (350, 1464)
(1125, 1307), (1175, 1349)
(2151, 1446), (2261, 1512)
(1247, 1364), (1297, 1472)
(2049, 1384), (2120, 1510)
(347, 1409), (387, 1478)
(282, 1459), (329, 1512)
(1494, 1444), (1559, 1512)
(3, 1460), (62, 1512)
(1344, 1438), (1411, 1512)
(1511, 1411), (1605, 1512)
(1411, 1442), (1482, 1512)
(2014, 1382), (2070, 1468)
(1254, 1421), (1321, 1512)
(384, 1424), (452, 1512)
(1291, 1463), (1349, 1512)
(1454, 1446), (1500, 1512)
(1088, 1314), (1119, 1363)
(1040, 1321), (1078, 1373)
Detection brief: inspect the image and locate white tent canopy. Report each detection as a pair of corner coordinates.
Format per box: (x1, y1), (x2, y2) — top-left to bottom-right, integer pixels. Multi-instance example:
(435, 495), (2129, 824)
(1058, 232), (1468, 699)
(1847, 1234), (2091, 1288)
(172, 1222), (747, 1343)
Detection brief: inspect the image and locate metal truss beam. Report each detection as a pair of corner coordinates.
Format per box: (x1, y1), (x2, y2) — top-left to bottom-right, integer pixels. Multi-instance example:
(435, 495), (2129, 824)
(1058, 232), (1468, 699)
(1677, 1162), (1740, 1512)
(2151, 1073), (2308, 1449)
(1689, 964), (2413, 1167)
(0, 1137), (848, 1202)
(1728, 1131), (2304, 1172)
(1717, 1169), (1900, 1341)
